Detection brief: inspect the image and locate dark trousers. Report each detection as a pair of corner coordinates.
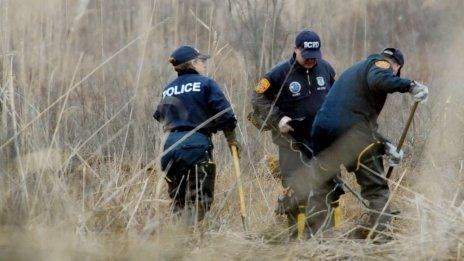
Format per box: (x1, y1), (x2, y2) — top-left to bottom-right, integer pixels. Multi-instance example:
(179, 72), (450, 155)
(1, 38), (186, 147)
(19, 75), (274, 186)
(310, 126), (391, 235)
(161, 131), (215, 221)
(165, 160), (216, 219)
(279, 145), (312, 197)
(278, 145), (342, 236)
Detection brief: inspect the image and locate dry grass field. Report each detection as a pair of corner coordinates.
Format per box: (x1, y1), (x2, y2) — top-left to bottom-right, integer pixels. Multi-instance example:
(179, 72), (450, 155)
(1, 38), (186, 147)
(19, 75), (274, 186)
(1, 0), (464, 260)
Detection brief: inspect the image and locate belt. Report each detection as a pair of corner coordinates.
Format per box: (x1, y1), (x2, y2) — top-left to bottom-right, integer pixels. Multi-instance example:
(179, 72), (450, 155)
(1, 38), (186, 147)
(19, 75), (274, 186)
(170, 126), (211, 137)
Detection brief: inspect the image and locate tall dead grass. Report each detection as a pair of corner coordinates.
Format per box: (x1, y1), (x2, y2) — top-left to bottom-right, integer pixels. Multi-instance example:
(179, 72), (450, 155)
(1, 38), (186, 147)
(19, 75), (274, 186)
(1, 0), (464, 259)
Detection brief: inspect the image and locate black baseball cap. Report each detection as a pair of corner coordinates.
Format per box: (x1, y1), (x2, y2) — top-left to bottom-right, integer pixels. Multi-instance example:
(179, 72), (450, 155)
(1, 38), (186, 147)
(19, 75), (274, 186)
(382, 48), (404, 76)
(295, 30), (322, 59)
(169, 45), (210, 66)
(381, 48), (404, 66)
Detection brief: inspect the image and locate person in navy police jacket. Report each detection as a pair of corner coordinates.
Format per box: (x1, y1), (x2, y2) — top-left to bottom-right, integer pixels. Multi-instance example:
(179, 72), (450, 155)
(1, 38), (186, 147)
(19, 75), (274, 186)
(154, 45), (239, 221)
(251, 30), (337, 237)
(310, 48), (429, 239)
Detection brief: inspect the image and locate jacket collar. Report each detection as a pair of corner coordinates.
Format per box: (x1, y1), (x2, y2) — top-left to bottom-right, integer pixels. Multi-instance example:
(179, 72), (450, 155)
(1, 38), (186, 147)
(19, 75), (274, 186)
(177, 68), (199, 76)
(290, 53), (318, 72)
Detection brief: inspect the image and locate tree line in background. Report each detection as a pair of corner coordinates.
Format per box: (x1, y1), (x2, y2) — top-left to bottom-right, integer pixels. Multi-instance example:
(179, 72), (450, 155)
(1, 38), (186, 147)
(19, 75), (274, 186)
(0, 0), (462, 174)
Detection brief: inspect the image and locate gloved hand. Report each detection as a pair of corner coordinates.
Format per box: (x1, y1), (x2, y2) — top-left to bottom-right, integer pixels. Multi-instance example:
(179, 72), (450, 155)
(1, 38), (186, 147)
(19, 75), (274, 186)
(278, 116), (294, 133)
(384, 142), (404, 167)
(275, 188), (297, 215)
(229, 140), (241, 158)
(410, 81), (429, 103)
(224, 129), (241, 158)
(275, 194), (290, 215)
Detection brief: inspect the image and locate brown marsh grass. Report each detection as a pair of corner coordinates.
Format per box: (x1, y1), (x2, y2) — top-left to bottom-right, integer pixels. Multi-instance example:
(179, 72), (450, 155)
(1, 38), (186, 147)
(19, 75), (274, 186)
(1, 0), (464, 259)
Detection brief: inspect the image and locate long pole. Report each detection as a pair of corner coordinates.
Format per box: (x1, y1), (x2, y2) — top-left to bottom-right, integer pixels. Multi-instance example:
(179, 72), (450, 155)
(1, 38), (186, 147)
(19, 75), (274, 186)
(386, 101), (420, 179)
(231, 145), (248, 232)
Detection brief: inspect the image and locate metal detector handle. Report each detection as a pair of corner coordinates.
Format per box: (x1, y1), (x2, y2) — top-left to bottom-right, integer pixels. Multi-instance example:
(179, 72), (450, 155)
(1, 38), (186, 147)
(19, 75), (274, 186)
(386, 101), (420, 179)
(231, 145), (248, 232)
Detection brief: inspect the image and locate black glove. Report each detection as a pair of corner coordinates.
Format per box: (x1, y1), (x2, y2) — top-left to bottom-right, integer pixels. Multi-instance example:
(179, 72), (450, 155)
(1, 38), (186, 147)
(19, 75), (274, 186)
(224, 129), (240, 158)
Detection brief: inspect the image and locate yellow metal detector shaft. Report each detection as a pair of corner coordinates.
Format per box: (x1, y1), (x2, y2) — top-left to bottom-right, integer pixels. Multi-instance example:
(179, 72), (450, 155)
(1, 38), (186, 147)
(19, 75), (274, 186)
(297, 205), (306, 240)
(231, 145), (248, 232)
(332, 201), (342, 228)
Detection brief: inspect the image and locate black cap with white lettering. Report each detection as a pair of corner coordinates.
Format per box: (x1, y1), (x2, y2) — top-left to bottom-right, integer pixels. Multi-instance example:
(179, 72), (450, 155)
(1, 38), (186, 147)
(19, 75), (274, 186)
(169, 45), (210, 66)
(295, 30), (322, 59)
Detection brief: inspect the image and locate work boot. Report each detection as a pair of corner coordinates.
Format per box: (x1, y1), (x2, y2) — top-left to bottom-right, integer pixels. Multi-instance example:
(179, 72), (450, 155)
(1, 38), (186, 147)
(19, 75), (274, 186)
(275, 195), (298, 239)
(348, 226), (369, 240)
(287, 212), (298, 239)
(170, 201), (185, 219)
(367, 201), (392, 233)
(348, 221), (393, 244)
(182, 199), (211, 225)
(371, 232), (393, 244)
(274, 189), (301, 239)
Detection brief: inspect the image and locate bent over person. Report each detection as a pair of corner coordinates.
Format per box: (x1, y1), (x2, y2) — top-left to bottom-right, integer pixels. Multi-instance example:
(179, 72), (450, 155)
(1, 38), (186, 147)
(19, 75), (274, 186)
(310, 48), (429, 241)
(154, 45), (239, 222)
(251, 30), (337, 237)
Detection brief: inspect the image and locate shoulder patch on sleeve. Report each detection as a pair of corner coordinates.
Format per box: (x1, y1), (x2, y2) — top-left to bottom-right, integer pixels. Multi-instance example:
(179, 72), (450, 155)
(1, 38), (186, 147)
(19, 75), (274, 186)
(374, 60), (391, 69)
(255, 78), (271, 94)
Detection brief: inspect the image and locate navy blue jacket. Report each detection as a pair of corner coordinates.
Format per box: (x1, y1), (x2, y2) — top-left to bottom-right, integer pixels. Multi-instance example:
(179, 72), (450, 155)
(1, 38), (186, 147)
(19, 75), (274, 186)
(311, 54), (412, 153)
(154, 69), (237, 134)
(252, 54), (335, 146)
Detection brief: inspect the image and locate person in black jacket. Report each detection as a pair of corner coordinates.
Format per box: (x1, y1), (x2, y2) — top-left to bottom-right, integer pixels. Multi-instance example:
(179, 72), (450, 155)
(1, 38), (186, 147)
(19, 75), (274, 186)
(310, 48), (429, 239)
(154, 45), (239, 222)
(251, 30), (337, 237)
